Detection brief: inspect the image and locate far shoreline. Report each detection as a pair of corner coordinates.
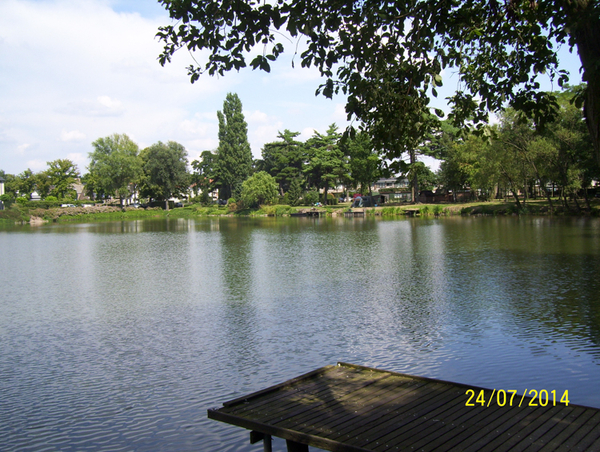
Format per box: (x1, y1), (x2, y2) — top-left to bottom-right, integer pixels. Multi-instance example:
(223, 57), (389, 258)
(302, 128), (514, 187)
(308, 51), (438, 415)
(2, 198), (600, 226)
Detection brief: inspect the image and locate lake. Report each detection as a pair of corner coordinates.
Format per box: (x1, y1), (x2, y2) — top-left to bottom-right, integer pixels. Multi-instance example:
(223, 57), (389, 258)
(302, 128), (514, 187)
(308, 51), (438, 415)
(1, 215), (599, 451)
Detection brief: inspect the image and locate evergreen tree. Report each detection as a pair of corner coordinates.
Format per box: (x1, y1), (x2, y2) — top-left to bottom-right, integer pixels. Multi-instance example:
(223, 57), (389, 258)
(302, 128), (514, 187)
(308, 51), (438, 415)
(216, 93), (252, 200)
(261, 130), (306, 196)
(304, 124), (347, 202)
(342, 132), (381, 196)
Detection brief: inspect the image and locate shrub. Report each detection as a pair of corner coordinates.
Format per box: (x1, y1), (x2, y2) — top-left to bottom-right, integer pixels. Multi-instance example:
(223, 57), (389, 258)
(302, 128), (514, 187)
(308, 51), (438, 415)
(303, 190), (319, 206)
(240, 171), (278, 208)
(321, 193), (338, 205)
(0, 194), (14, 209)
(227, 198), (240, 212)
(285, 178), (304, 206)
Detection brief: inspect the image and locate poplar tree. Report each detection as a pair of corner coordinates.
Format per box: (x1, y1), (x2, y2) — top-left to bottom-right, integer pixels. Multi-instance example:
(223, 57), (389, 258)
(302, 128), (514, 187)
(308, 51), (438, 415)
(216, 93), (252, 200)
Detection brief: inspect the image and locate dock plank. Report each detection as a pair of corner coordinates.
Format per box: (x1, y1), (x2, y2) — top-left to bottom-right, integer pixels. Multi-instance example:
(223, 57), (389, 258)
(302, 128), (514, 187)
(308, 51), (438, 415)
(207, 362), (600, 452)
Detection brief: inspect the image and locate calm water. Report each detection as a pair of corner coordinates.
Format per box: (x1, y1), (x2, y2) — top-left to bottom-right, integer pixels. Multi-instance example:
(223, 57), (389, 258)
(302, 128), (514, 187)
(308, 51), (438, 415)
(1, 216), (600, 451)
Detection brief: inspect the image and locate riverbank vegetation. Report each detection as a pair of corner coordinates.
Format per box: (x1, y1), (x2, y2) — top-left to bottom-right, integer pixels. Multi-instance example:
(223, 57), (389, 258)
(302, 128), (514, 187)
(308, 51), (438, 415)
(2, 197), (600, 226)
(2, 85), (599, 225)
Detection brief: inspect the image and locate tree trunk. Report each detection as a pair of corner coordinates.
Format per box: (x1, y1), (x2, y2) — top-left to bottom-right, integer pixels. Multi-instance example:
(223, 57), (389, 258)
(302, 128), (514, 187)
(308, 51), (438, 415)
(584, 187), (591, 211)
(544, 185), (554, 215)
(410, 149), (419, 203)
(571, 1), (600, 161)
(572, 194), (582, 214)
(510, 188), (522, 212)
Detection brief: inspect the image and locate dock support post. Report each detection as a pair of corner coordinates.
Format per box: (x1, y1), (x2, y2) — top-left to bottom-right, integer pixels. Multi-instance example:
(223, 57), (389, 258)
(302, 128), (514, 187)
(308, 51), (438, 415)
(250, 431), (272, 452)
(286, 439), (309, 452)
(263, 435), (272, 452)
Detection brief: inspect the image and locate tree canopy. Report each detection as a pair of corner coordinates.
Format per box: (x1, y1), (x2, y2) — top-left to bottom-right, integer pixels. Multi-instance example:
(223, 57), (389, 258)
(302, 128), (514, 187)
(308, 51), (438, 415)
(45, 159), (80, 199)
(140, 141), (189, 206)
(157, 0), (600, 160)
(216, 93), (253, 200)
(89, 133), (141, 206)
(240, 171), (279, 208)
(261, 129), (305, 195)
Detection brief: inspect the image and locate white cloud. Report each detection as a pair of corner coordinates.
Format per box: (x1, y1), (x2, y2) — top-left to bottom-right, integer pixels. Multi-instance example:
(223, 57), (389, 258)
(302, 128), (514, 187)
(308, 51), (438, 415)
(245, 110), (284, 158)
(333, 103), (348, 122)
(26, 159), (47, 172)
(17, 143), (32, 154)
(0, 0), (349, 175)
(60, 130), (85, 141)
(66, 153), (88, 173)
(58, 97), (125, 117)
(60, 130), (86, 142)
(300, 127), (317, 142)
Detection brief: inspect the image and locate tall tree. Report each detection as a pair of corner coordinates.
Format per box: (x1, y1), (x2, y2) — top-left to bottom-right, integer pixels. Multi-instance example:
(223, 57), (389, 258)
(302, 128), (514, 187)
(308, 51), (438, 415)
(262, 130), (306, 196)
(157, 0), (600, 160)
(140, 141), (189, 208)
(304, 124), (347, 202)
(216, 93), (252, 200)
(15, 169), (37, 200)
(342, 132), (380, 196)
(46, 159), (79, 199)
(88, 133), (141, 206)
(190, 150), (218, 201)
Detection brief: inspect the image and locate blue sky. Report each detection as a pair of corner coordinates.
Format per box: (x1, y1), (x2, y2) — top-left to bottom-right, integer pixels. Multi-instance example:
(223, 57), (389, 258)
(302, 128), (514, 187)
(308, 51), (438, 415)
(0, 0), (584, 176)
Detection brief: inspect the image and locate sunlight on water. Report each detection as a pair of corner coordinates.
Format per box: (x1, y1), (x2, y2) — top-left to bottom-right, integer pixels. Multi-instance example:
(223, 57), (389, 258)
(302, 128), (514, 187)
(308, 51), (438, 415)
(1, 216), (599, 451)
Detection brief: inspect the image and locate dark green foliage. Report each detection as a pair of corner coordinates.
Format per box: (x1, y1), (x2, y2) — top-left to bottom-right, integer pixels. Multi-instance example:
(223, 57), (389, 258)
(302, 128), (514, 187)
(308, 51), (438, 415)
(413, 163), (438, 192)
(283, 177), (304, 206)
(437, 85), (598, 211)
(261, 129), (306, 195)
(0, 194), (13, 208)
(216, 93), (252, 200)
(342, 132), (381, 195)
(191, 150), (218, 199)
(304, 124), (347, 200)
(140, 141), (189, 204)
(157, 0), (600, 159)
(303, 190), (319, 206)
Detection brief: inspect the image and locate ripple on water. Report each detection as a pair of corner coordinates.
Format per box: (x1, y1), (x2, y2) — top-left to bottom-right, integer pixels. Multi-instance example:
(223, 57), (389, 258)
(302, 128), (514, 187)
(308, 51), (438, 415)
(1, 217), (600, 450)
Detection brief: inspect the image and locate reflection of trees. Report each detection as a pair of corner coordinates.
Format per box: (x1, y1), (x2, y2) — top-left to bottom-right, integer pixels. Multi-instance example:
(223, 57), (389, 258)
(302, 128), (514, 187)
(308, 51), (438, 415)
(217, 219), (260, 366)
(502, 252), (600, 356)
(442, 217), (600, 358)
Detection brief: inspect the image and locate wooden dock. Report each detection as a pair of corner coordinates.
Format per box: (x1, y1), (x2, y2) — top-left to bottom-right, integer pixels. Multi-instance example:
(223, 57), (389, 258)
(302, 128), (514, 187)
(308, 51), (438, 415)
(208, 362), (600, 452)
(344, 209), (365, 217)
(290, 209), (327, 217)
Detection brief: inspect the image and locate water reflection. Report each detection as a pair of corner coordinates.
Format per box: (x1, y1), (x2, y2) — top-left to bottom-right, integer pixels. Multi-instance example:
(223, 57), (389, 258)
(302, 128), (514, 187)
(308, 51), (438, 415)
(1, 216), (600, 451)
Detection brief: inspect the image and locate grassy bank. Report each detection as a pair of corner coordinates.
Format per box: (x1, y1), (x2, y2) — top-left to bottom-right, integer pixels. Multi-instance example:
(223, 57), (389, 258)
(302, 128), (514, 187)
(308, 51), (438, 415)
(1, 198), (599, 226)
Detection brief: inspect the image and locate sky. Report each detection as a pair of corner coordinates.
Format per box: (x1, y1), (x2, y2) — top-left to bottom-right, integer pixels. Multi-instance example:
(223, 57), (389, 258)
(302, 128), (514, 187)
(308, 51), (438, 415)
(0, 0), (584, 177)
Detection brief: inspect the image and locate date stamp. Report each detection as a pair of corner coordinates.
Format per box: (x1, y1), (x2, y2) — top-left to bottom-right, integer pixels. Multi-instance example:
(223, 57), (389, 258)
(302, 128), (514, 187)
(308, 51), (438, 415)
(465, 389), (570, 407)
